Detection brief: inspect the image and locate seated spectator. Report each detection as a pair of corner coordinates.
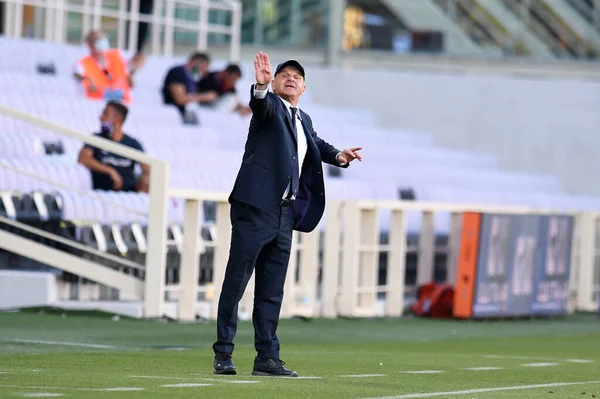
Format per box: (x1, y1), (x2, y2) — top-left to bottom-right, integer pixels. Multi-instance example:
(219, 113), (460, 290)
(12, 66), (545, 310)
(78, 101), (149, 193)
(73, 31), (134, 104)
(161, 52), (218, 122)
(197, 64), (251, 116)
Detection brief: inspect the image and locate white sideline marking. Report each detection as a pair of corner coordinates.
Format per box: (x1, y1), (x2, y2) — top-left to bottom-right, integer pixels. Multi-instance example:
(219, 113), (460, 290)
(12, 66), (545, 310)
(84, 388), (145, 391)
(521, 362), (559, 367)
(357, 380), (600, 399)
(160, 383), (212, 388)
(485, 355), (545, 360)
(130, 375), (186, 380)
(486, 354), (596, 364)
(293, 376), (322, 379)
(340, 374), (386, 378)
(9, 339), (114, 349)
(0, 370), (44, 373)
(0, 386), (62, 390)
(463, 367), (503, 371)
(401, 371), (443, 374)
(20, 394), (64, 398)
(223, 381), (260, 384)
(0, 385), (144, 392)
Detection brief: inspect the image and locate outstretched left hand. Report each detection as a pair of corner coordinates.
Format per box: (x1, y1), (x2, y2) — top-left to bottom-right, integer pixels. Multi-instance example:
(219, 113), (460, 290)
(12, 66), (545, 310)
(337, 147), (363, 164)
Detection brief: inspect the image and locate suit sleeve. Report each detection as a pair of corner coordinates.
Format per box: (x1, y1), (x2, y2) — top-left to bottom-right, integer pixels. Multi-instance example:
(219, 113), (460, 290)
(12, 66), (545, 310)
(248, 84), (276, 120)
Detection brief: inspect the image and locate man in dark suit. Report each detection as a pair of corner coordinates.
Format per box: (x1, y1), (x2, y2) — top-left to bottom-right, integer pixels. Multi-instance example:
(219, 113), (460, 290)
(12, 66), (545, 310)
(212, 52), (362, 377)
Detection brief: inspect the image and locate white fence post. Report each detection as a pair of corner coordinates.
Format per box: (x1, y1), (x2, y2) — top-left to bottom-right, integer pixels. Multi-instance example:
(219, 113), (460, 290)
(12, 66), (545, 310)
(143, 162), (170, 318)
(4, 1), (15, 38)
(574, 212), (597, 311)
(117, 0), (128, 50)
(385, 209), (407, 317)
(54, 0), (66, 43)
(297, 230), (320, 317)
(416, 211), (435, 285)
(446, 212), (463, 284)
(82, 0), (93, 41)
(92, 0), (102, 30)
(229, 0), (242, 62)
(198, 0), (209, 51)
(13, 0), (24, 38)
(321, 201), (342, 318)
(178, 198), (201, 321)
(44, 0), (55, 42)
(339, 201), (360, 316)
(163, 0), (175, 56)
(127, 0), (140, 52)
(280, 232), (299, 318)
(151, 0), (163, 55)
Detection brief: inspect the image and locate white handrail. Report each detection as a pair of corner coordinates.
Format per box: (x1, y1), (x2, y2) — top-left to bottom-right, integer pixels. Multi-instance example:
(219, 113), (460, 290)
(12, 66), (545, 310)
(0, 104), (164, 169)
(351, 199), (579, 215)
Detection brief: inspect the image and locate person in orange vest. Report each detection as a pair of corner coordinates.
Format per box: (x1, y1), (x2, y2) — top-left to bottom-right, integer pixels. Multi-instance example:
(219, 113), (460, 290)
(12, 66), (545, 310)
(73, 31), (134, 104)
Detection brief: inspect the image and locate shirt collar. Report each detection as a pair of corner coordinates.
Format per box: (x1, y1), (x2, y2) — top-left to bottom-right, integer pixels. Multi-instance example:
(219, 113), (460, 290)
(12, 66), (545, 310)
(278, 96), (302, 120)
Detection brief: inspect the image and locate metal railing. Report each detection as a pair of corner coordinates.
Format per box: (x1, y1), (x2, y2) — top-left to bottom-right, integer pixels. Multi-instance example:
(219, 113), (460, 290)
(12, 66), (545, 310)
(0, 103), (170, 318)
(1, 0), (242, 60)
(1, 105), (598, 320)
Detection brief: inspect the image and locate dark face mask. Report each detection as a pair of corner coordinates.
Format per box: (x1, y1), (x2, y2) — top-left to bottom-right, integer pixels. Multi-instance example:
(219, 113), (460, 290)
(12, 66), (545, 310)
(190, 67), (200, 80)
(101, 121), (114, 136)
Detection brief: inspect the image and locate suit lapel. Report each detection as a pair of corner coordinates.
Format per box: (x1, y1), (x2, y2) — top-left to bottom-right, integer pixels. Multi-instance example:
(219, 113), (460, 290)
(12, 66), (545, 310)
(285, 110), (297, 144)
(278, 98), (297, 145)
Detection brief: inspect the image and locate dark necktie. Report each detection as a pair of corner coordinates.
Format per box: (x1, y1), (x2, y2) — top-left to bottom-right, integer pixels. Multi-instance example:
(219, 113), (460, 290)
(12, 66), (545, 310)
(290, 107), (298, 139)
(288, 107), (300, 199)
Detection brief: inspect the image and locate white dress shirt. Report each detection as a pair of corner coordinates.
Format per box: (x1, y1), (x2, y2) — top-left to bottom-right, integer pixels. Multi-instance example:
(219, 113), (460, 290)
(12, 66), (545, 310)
(253, 86), (345, 199)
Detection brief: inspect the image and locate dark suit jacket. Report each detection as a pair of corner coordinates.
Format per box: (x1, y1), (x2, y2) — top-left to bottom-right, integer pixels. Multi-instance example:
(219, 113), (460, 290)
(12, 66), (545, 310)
(229, 85), (347, 233)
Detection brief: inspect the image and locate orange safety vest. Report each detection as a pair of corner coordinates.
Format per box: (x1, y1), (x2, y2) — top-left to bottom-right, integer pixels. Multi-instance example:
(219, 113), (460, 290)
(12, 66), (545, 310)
(80, 49), (132, 104)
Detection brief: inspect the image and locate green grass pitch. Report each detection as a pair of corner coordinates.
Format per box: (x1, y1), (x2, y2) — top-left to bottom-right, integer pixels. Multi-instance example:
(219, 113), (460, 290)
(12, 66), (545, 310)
(1, 309), (600, 398)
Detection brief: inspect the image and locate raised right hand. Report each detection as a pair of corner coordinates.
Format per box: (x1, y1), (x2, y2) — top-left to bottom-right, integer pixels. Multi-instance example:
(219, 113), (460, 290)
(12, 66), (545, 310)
(254, 52), (273, 85)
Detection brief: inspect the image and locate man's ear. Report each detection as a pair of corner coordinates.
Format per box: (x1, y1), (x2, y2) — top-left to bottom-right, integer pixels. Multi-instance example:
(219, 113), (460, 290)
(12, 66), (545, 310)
(301, 84), (306, 95)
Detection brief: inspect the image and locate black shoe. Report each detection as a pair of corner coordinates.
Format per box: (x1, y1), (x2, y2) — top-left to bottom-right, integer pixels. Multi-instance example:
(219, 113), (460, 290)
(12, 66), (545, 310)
(213, 352), (236, 375)
(252, 357), (298, 377)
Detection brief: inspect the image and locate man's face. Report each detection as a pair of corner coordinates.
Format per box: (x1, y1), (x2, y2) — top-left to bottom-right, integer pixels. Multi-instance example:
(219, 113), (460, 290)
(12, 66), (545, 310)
(190, 60), (209, 78)
(88, 31), (108, 53)
(222, 72), (240, 91)
(272, 67), (305, 99)
(100, 106), (121, 134)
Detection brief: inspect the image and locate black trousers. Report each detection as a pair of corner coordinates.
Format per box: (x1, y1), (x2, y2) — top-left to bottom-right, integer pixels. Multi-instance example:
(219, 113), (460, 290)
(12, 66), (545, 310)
(212, 200), (294, 359)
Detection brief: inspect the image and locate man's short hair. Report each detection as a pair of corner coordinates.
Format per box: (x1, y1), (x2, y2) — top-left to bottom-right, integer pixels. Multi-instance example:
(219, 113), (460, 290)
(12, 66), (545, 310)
(189, 52), (210, 63)
(224, 64), (242, 77)
(106, 101), (129, 123)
